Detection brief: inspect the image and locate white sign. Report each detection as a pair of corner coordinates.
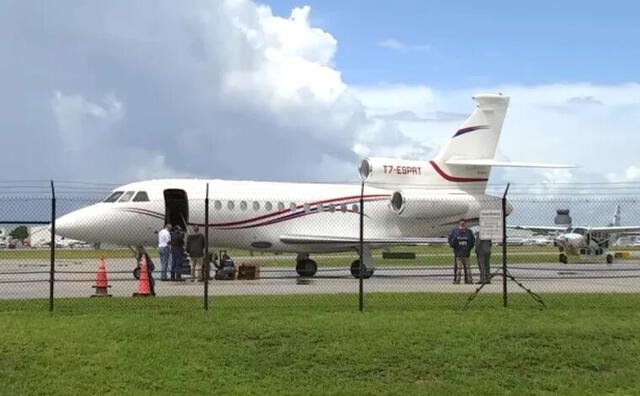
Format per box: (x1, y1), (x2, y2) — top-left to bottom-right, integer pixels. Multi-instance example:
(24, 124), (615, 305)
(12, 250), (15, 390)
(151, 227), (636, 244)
(480, 209), (503, 242)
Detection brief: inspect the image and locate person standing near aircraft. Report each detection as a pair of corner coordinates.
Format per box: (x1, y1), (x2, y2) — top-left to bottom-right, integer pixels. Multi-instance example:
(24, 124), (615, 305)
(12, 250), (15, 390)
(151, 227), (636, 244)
(170, 225), (185, 281)
(475, 231), (492, 284)
(448, 219), (475, 284)
(157, 224), (172, 281)
(186, 225), (206, 282)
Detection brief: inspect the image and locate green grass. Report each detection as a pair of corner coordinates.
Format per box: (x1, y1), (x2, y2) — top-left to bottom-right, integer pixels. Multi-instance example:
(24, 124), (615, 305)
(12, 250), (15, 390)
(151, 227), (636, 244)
(2, 245), (637, 266)
(2, 294), (640, 395)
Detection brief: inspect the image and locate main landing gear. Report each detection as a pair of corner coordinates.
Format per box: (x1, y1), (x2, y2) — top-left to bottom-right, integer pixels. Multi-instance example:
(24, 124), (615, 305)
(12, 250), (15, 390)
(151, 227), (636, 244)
(558, 249), (615, 264)
(350, 259), (374, 279)
(295, 251), (376, 279)
(295, 253), (318, 277)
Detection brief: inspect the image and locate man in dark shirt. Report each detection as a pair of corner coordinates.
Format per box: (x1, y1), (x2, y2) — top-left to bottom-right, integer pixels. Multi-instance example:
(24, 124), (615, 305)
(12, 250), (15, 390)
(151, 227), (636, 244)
(448, 219), (475, 284)
(170, 225), (185, 281)
(186, 225), (206, 282)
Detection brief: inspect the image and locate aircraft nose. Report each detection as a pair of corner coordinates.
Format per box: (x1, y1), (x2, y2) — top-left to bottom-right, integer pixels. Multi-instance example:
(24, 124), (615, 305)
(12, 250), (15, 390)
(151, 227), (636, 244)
(55, 206), (97, 241)
(55, 211), (80, 239)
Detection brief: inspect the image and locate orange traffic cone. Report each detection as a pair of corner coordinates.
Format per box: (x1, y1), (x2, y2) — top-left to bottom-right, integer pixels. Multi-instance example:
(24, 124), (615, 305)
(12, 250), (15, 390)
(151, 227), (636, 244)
(91, 257), (112, 297)
(133, 254), (155, 297)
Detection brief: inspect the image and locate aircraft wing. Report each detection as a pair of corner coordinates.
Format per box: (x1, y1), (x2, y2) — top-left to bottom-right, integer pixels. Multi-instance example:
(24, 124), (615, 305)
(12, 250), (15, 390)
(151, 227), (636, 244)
(280, 234), (447, 246)
(507, 225), (566, 234)
(589, 226), (640, 234)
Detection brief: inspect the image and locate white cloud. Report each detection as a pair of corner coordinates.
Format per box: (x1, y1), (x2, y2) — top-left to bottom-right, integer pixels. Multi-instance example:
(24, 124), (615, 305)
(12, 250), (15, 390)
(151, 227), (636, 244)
(607, 166), (640, 183)
(1, 1), (638, 187)
(51, 92), (124, 149)
(377, 38), (431, 52)
(2, 0), (431, 182)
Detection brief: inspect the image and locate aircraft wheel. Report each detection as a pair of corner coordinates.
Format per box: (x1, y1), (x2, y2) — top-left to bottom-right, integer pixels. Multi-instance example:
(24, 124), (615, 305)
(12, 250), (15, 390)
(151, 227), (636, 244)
(133, 266), (141, 280)
(296, 259), (317, 277)
(350, 260), (374, 279)
(559, 254), (568, 264)
(606, 254), (614, 264)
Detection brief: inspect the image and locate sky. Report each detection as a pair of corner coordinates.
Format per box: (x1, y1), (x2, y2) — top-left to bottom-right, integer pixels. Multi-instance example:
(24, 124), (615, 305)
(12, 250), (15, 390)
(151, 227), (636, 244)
(0, 0), (638, 186)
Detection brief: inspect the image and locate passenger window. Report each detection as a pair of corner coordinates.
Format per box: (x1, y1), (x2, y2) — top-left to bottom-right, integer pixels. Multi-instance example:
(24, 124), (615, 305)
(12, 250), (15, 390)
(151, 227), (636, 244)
(352, 204), (359, 213)
(118, 191), (135, 203)
(214, 200), (222, 210)
(328, 204), (335, 213)
(277, 202), (285, 211)
(303, 203), (310, 213)
(132, 191), (150, 202)
(265, 202), (273, 211)
(227, 201), (235, 210)
(253, 201), (260, 211)
(290, 202), (297, 212)
(340, 204), (347, 213)
(240, 201), (248, 211)
(104, 191), (124, 203)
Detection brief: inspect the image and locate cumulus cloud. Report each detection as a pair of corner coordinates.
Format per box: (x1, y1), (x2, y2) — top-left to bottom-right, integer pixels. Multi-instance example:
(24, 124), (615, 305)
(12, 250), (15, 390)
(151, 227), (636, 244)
(51, 92), (125, 149)
(607, 166), (640, 183)
(0, 0), (431, 183)
(1, 0), (638, 188)
(377, 38), (431, 52)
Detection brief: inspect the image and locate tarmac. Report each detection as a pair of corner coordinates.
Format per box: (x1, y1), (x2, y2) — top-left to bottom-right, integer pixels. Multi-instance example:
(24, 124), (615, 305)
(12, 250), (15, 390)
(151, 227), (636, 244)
(2, 256), (640, 299)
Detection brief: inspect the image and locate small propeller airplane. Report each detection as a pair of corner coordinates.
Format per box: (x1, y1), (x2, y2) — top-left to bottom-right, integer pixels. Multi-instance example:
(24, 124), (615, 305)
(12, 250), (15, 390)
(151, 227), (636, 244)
(511, 206), (640, 264)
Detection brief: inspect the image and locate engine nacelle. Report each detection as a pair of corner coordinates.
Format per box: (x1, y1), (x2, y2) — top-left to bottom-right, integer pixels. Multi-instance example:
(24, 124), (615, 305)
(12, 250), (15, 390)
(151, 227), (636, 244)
(390, 190), (470, 219)
(359, 157), (429, 185)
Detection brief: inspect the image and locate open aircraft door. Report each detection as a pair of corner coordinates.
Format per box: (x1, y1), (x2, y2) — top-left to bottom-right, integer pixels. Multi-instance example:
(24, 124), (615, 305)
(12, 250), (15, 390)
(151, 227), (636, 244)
(164, 189), (189, 229)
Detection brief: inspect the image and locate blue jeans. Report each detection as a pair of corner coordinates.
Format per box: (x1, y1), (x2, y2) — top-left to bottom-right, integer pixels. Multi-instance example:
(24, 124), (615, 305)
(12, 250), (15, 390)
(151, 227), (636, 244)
(158, 246), (170, 280)
(171, 250), (184, 280)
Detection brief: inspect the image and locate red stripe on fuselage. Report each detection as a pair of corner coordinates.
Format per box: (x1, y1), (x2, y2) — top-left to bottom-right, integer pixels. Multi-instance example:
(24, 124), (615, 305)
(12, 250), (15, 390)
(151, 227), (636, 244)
(121, 194), (391, 227)
(429, 161), (488, 183)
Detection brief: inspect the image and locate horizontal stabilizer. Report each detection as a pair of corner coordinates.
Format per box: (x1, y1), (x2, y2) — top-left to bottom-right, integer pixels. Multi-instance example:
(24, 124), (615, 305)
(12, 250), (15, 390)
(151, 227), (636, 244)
(446, 158), (575, 168)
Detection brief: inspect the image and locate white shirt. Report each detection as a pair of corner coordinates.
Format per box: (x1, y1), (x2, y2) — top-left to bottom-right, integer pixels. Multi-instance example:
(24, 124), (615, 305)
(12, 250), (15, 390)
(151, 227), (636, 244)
(158, 229), (171, 248)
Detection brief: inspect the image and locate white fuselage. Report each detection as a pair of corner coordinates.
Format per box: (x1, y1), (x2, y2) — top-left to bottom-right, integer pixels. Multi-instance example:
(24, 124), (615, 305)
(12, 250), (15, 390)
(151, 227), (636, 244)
(555, 228), (610, 257)
(56, 179), (497, 253)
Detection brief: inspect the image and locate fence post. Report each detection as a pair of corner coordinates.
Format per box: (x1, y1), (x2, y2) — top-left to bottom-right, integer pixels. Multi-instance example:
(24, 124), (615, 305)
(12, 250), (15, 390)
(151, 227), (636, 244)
(49, 180), (56, 312)
(501, 183), (510, 308)
(358, 182), (364, 312)
(204, 183), (209, 311)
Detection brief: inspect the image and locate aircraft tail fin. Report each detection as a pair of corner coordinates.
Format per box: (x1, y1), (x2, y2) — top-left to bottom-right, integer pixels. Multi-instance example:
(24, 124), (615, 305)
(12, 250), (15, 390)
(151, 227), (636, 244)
(609, 205), (621, 227)
(428, 94), (509, 189)
(434, 93), (509, 164)
(431, 94), (573, 190)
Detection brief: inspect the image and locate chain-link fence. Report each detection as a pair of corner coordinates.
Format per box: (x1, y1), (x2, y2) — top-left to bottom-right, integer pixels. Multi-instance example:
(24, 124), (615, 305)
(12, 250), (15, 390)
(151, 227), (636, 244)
(1, 181), (639, 312)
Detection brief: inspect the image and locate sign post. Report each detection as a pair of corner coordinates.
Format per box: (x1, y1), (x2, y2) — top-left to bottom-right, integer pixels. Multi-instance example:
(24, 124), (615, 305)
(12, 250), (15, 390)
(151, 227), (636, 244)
(479, 209), (503, 242)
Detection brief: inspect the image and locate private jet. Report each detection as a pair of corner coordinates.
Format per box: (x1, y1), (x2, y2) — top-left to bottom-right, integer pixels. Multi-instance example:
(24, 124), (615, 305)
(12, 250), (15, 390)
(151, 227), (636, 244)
(55, 93), (570, 278)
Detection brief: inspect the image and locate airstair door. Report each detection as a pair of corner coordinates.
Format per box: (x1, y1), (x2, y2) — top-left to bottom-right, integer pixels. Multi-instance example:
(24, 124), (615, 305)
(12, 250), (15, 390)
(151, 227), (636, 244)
(164, 189), (188, 230)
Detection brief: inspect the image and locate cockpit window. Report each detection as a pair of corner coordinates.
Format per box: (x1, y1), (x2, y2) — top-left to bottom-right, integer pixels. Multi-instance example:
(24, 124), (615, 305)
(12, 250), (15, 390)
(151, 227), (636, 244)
(573, 227), (587, 236)
(118, 191), (135, 203)
(104, 191), (124, 203)
(132, 191), (150, 202)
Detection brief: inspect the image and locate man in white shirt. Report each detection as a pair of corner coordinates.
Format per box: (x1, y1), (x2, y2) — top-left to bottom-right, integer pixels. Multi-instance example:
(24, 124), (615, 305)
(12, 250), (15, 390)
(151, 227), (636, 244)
(158, 224), (172, 281)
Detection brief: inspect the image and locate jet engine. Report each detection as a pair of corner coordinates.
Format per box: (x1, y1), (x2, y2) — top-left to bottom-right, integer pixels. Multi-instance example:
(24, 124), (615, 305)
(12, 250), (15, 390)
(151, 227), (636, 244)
(389, 190), (470, 219)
